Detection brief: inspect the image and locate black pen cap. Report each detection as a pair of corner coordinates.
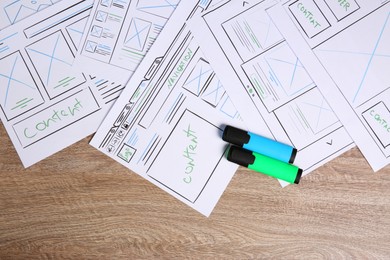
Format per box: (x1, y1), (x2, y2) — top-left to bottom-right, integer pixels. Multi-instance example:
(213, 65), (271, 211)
(227, 145), (255, 167)
(222, 125), (250, 147)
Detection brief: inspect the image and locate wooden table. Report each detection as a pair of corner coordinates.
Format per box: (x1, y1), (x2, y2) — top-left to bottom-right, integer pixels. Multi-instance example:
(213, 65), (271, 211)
(1, 121), (390, 259)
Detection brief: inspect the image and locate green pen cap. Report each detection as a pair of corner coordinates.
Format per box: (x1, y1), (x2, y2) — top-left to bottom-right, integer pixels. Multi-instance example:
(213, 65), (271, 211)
(227, 145), (302, 184)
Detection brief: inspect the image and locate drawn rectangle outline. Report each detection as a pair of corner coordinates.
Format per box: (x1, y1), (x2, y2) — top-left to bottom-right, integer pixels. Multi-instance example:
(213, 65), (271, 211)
(146, 109), (225, 203)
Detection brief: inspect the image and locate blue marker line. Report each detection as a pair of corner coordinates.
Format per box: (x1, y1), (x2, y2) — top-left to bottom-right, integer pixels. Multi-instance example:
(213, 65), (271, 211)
(138, 2), (177, 10)
(27, 48), (73, 66)
(289, 57), (299, 88)
(137, 134), (157, 164)
(127, 129), (137, 144)
(0, 46), (10, 53)
(0, 72), (35, 90)
(4, 55), (18, 107)
(353, 13), (390, 103)
(0, 32), (18, 42)
(47, 34), (61, 86)
(219, 96), (238, 119)
(95, 79), (104, 85)
(164, 93), (182, 122)
(185, 68), (212, 94)
(68, 27), (83, 35)
(126, 23), (150, 46)
(202, 79), (223, 104)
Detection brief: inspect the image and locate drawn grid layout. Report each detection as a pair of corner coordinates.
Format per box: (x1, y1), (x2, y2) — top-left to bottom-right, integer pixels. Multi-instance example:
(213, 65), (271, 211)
(78, 0), (181, 79)
(0, 0), (62, 30)
(271, 0), (390, 170)
(91, 0), (244, 216)
(0, 0), (186, 167)
(0, 0), (130, 167)
(191, 0), (355, 185)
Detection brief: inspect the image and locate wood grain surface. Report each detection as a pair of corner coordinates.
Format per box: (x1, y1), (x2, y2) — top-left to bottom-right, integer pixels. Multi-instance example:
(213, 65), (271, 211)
(1, 121), (390, 259)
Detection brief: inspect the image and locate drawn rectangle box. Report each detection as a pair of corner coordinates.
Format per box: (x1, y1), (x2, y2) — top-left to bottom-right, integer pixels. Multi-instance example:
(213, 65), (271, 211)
(147, 110), (225, 203)
(221, 2), (283, 62)
(219, 96), (238, 119)
(25, 30), (87, 99)
(288, 0), (330, 38)
(13, 88), (100, 148)
(124, 18), (151, 51)
(0, 50), (44, 121)
(95, 11), (108, 22)
(323, 0), (359, 21)
(85, 40), (98, 53)
(183, 59), (213, 97)
(117, 143), (136, 163)
(91, 25), (103, 38)
(362, 101), (390, 149)
(201, 75), (226, 108)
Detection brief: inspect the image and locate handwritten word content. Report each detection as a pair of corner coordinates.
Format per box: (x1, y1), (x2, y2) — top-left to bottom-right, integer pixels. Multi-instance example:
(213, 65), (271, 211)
(13, 89), (101, 147)
(24, 98), (83, 139)
(183, 124), (197, 183)
(370, 109), (390, 133)
(335, 0), (351, 11)
(167, 47), (193, 89)
(297, 3), (321, 28)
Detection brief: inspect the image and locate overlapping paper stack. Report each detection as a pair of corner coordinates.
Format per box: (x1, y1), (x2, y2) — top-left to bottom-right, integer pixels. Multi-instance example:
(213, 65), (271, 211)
(0, 0), (389, 216)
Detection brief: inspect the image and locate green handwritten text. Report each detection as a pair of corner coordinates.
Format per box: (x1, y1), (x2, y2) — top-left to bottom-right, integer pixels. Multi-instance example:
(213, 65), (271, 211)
(336, 0), (351, 11)
(370, 109), (390, 133)
(167, 48), (193, 89)
(24, 98), (83, 139)
(297, 3), (321, 28)
(182, 124), (197, 184)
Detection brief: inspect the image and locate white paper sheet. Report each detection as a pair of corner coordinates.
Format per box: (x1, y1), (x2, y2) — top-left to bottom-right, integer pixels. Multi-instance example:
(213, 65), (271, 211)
(191, 0), (355, 186)
(0, 0), (62, 30)
(269, 0), (390, 171)
(90, 0), (243, 216)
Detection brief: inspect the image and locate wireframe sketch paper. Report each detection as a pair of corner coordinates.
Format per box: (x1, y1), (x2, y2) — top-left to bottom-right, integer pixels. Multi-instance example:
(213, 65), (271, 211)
(191, 0), (354, 186)
(0, 0), (106, 167)
(0, 0), (62, 30)
(90, 0), (244, 216)
(0, 0), (180, 167)
(75, 0), (180, 81)
(269, 0), (390, 171)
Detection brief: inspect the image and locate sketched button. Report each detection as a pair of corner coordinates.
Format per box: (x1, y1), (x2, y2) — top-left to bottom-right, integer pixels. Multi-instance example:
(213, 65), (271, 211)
(95, 11), (108, 22)
(85, 41), (98, 53)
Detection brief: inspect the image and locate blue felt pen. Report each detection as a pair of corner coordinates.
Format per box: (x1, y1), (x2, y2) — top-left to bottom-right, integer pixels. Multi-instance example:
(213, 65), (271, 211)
(222, 125), (297, 164)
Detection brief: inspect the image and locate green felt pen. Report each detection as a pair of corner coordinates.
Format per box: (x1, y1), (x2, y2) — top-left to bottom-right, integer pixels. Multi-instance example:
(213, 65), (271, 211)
(227, 146), (302, 184)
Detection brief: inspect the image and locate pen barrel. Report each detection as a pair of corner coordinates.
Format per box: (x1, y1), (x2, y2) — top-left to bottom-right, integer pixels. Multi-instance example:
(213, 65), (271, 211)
(222, 125), (296, 164)
(227, 146), (302, 184)
(249, 152), (301, 184)
(244, 133), (296, 164)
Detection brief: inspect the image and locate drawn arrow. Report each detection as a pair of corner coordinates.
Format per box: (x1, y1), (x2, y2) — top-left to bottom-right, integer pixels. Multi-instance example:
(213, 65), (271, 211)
(243, 1), (249, 7)
(326, 139), (333, 145)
